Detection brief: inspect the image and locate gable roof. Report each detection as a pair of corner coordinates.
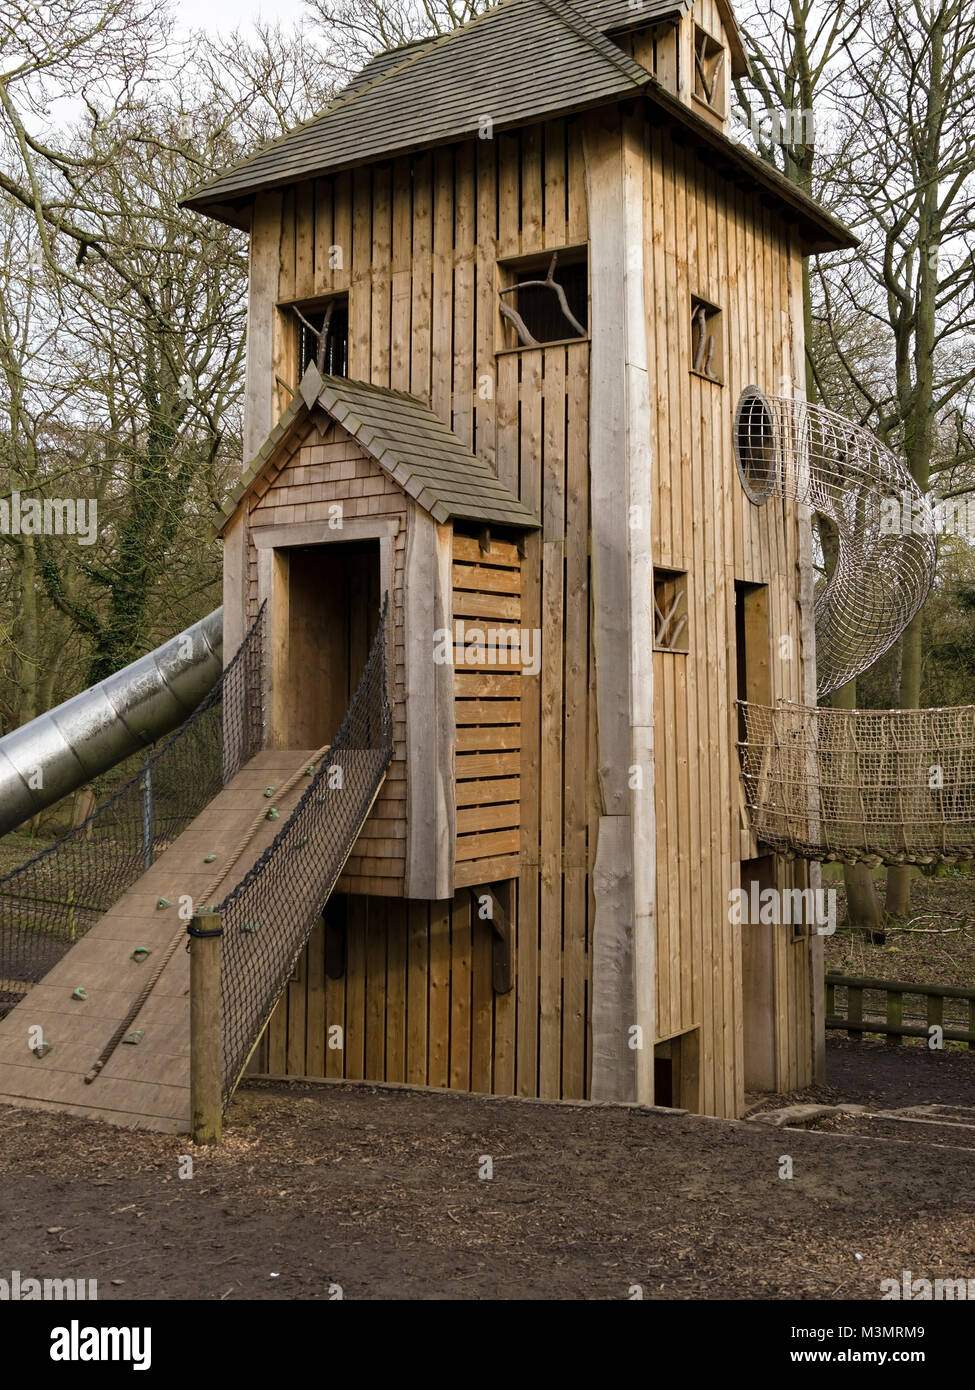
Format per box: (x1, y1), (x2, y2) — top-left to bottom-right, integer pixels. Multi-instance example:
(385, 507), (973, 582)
(219, 366), (540, 533)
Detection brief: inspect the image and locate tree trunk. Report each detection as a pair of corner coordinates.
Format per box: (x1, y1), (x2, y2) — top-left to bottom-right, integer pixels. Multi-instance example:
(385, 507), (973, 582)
(885, 613), (924, 918)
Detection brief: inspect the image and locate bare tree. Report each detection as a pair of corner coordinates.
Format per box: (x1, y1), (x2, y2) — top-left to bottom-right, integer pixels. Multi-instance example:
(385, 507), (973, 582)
(819, 0), (975, 916)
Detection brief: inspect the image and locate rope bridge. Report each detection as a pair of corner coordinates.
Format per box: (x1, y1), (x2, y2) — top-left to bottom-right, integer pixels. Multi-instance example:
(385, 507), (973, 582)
(740, 701), (975, 867)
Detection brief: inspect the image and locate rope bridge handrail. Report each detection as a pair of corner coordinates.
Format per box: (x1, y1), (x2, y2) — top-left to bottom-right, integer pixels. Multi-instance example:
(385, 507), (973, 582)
(217, 598), (393, 1105)
(739, 700), (975, 866)
(0, 606), (265, 994)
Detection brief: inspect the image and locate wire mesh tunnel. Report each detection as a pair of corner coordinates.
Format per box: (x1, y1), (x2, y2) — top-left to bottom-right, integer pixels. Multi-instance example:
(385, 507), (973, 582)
(733, 389), (937, 698)
(739, 701), (975, 866)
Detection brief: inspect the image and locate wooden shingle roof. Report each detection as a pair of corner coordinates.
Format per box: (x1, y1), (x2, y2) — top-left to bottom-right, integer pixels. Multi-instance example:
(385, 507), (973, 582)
(219, 366), (540, 533)
(184, 0), (661, 210)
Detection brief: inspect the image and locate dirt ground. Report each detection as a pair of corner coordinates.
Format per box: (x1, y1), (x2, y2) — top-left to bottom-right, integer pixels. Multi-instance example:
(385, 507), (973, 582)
(0, 1042), (973, 1302)
(823, 864), (975, 990)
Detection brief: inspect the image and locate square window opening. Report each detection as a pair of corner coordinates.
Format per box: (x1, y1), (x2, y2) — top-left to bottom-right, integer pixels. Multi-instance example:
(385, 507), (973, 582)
(499, 248), (588, 348)
(292, 294), (349, 378)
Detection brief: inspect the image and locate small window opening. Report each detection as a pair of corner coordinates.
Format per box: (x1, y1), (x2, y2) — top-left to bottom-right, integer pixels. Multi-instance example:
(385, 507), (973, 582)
(693, 26), (726, 112)
(293, 295), (349, 377)
(499, 249), (588, 347)
(691, 294), (722, 382)
(654, 567), (688, 652)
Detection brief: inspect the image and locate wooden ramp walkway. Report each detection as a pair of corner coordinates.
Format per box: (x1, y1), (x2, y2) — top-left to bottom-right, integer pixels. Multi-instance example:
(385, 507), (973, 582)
(0, 750), (321, 1134)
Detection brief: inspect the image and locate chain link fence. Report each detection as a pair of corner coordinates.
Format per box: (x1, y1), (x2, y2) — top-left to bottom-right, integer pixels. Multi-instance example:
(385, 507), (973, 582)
(219, 598), (392, 1103)
(0, 607), (265, 1004)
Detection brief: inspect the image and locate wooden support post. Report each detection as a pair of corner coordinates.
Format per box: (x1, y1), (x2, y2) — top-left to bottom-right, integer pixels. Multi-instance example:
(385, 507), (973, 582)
(886, 990), (903, 1046)
(189, 912), (224, 1146)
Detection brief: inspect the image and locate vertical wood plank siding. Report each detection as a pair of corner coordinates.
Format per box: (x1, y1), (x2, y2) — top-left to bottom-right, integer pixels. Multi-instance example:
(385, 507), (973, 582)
(245, 110), (810, 1111)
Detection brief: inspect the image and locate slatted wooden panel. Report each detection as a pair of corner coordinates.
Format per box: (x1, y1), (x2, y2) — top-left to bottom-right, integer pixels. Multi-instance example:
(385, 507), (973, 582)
(643, 119), (811, 1114)
(250, 121), (594, 1100)
(245, 416), (408, 895)
(452, 531), (523, 887)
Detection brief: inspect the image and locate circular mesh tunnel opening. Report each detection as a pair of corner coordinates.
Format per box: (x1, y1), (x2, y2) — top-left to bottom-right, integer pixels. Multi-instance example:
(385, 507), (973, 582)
(733, 385), (778, 504)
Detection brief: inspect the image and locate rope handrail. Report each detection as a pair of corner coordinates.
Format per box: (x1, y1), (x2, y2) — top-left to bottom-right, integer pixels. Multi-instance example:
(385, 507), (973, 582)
(218, 598), (393, 1104)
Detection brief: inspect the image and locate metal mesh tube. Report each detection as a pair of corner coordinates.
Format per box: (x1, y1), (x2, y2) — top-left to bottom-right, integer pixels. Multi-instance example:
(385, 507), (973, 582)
(734, 389), (937, 697)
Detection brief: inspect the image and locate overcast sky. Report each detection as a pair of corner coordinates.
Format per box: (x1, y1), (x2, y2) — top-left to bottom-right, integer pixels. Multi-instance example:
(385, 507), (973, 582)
(176, 0), (310, 32)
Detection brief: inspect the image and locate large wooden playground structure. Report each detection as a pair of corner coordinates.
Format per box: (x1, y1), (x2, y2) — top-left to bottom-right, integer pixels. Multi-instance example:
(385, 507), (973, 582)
(0, 0), (964, 1135)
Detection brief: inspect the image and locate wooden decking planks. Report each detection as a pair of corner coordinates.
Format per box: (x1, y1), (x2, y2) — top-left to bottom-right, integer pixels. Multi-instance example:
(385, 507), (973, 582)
(0, 749), (322, 1132)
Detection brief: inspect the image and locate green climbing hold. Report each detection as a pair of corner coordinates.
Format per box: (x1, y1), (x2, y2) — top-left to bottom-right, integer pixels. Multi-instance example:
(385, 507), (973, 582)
(264, 786), (276, 798)
(241, 921), (262, 934)
(266, 807), (280, 821)
(132, 947), (151, 962)
(71, 987), (87, 1001)
(156, 897), (172, 910)
(32, 1041), (53, 1058)
(204, 854), (216, 863)
(122, 1030), (144, 1046)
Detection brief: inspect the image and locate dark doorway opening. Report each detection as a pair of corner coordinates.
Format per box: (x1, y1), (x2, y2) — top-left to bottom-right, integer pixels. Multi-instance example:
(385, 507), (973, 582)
(282, 539), (381, 749)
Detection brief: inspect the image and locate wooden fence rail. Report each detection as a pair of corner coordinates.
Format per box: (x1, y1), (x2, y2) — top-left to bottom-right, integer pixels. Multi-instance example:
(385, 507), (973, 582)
(826, 972), (975, 1048)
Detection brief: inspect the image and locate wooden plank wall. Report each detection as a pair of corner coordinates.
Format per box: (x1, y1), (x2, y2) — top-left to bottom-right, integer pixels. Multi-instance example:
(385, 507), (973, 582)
(244, 416), (409, 895)
(642, 117), (812, 1114)
(250, 121), (594, 1101)
(452, 531), (523, 888)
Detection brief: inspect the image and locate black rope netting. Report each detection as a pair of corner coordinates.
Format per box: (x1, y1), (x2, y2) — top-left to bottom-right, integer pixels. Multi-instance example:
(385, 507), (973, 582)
(218, 599), (392, 1103)
(0, 607), (265, 1002)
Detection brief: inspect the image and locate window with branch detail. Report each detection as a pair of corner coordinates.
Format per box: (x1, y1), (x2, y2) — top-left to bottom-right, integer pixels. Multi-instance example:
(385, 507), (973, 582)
(654, 568), (688, 652)
(691, 294), (722, 382)
(293, 295), (349, 377)
(693, 26), (726, 112)
(498, 250), (588, 347)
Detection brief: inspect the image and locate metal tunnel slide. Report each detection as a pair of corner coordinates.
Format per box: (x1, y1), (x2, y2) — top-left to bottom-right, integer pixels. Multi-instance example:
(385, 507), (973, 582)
(0, 609), (224, 836)
(0, 606), (391, 1131)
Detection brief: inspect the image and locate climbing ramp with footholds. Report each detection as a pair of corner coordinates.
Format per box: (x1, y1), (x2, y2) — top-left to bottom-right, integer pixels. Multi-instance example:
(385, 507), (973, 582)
(0, 602), (391, 1131)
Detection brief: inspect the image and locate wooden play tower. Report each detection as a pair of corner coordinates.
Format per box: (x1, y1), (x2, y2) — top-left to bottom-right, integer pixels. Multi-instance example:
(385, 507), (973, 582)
(180, 0), (855, 1117)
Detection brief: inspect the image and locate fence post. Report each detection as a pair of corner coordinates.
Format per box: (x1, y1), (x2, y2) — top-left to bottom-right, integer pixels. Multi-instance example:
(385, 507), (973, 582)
(188, 911), (223, 1146)
(886, 990), (903, 1046)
